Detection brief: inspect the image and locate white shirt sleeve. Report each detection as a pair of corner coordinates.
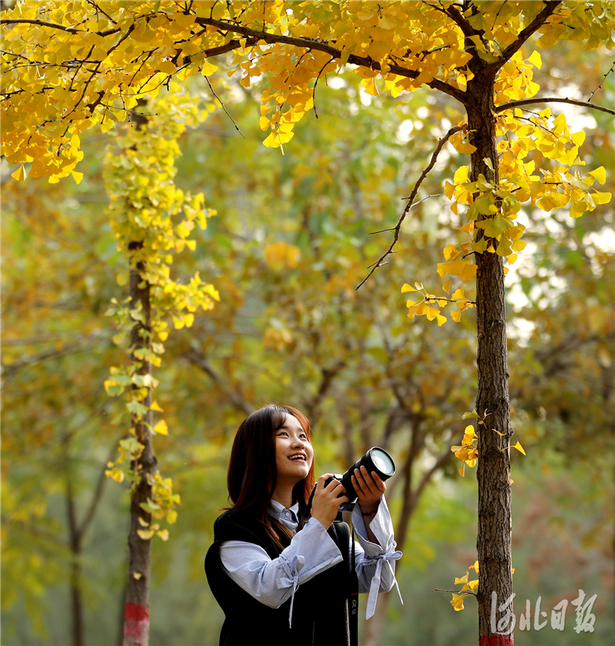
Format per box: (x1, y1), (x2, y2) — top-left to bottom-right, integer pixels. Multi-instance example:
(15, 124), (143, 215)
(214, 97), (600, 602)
(219, 516), (343, 609)
(350, 497), (403, 619)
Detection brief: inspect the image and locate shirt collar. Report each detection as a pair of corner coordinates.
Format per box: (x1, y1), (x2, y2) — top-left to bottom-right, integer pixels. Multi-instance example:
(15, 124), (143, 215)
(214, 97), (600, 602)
(269, 499), (300, 522)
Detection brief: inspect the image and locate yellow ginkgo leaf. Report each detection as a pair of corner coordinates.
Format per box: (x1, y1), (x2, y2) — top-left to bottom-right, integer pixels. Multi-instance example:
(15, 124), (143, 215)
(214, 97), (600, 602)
(451, 594), (465, 611)
(201, 59), (218, 76)
(11, 164), (27, 181)
(527, 50), (542, 69)
(153, 420), (169, 435)
(592, 191), (611, 205)
(588, 166), (606, 185)
(454, 165), (469, 185)
(513, 441), (526, 455)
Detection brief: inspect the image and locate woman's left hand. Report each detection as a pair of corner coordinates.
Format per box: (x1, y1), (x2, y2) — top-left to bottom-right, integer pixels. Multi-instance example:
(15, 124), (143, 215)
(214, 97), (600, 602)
(352, 466), (386, 515)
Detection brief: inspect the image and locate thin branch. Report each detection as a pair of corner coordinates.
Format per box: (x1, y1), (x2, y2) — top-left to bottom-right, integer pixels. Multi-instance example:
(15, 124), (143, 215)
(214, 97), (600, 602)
(496, 96), (615, 117)
(85, 0), (118, 26)
(182, 348), (252, 416)
(356, 126), (462, 290)
(0, 18), (119, 37)
(369, 195), (444, 234)
(490, 1), (509, 33)
(424, 295), (477, 305)
(1, 342), (96, 381)
(413, 445), (453, 504)
(312, 56), (336, 119)
(0, 18), (82, 33)
(435, 588), (476, 596)
(77, 446), (117, 540)
(203, 75), (245, 138)
(588, 60), (615, 103)
(491, 1), (562, 70)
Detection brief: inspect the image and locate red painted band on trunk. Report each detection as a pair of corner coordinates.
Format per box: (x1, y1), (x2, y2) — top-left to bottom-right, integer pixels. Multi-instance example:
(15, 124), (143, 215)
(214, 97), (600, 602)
(124, 602), (150, 621)
(479, 635), (514, 646)
(124, 603), (150, 645)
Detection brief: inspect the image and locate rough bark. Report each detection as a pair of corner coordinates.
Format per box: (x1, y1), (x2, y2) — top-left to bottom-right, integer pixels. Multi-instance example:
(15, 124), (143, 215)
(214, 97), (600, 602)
(466, 70), (514, 645)
(123, 250), (155, 646)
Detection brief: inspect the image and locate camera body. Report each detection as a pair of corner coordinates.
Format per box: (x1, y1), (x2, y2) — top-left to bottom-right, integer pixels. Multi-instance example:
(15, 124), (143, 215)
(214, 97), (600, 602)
(308, 447), (396, 513)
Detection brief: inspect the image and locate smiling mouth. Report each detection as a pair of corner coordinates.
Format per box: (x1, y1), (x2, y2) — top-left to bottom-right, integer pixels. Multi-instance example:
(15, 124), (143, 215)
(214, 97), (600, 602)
(289, 454), (306, 462)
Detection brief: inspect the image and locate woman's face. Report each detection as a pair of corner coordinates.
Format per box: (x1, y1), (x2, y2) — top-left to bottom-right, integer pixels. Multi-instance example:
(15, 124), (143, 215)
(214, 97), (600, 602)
(274, 413), (314, 486)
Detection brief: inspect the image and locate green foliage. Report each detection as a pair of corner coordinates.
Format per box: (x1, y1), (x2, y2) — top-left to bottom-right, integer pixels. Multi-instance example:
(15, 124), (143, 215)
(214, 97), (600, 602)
(1, 3), (614, 643)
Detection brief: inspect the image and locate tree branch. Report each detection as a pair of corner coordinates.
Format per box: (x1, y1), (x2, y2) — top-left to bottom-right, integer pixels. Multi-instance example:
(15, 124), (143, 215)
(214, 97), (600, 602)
(0, 18), (119, 37)
(356, 125), (462, 290)
(413, 445), (453, 503)
(303, 360), (346, 425)
(491, 1), (562, 69)
(588, 60), (615, 103)
(194, 17), (466, 103)
(182, 348), (252, 416)
(203, 76), (246, 138)
(77, 446), (117, 541)
(496, 96), (615, 117)
(1, 341), (96, 380)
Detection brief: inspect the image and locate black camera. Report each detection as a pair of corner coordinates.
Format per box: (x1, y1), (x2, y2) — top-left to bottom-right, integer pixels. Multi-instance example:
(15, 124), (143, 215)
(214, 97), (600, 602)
(308, 447), (396, 512)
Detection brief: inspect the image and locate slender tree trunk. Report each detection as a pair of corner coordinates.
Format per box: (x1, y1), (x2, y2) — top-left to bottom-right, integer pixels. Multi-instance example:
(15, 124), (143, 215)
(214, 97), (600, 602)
(363, 590), (390, 646)
(123, 250), (155, 646)
(117, 582), (127, 646)
(467, 74), (514, 646)
(66, 479), (84, 646)
(363, 424), (440, 646)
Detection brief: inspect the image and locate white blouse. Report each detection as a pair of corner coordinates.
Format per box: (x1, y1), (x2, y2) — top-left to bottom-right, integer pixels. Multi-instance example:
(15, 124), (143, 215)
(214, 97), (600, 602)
(219, 496), (402, 622)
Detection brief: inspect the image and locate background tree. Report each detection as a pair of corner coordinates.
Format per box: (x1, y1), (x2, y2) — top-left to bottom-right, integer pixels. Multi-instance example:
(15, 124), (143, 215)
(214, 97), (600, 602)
(101, 86), (219, 645)
(1, 2), (613, 645)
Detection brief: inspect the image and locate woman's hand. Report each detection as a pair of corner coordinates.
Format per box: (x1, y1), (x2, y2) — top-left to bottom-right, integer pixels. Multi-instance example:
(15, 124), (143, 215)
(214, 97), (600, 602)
(310, 474), (348, 530)
(352, 466), (386, 517)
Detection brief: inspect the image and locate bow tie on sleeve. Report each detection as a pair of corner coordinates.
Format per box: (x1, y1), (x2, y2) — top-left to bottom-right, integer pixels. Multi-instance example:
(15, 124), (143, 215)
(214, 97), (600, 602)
(365, 544), (403, 620)
(277, 554), (306, 627)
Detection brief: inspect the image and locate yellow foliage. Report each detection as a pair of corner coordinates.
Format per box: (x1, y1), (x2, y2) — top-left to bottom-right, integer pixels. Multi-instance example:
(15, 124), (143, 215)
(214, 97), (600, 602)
(265, 242), (301, 269)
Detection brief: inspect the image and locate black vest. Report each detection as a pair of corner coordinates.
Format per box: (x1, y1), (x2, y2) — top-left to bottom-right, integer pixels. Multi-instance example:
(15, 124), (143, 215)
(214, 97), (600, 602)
(205, 509), (355, 646)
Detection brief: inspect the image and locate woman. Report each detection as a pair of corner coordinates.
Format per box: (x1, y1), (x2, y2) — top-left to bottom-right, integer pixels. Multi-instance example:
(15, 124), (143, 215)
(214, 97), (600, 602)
(205, 405), (402, 646)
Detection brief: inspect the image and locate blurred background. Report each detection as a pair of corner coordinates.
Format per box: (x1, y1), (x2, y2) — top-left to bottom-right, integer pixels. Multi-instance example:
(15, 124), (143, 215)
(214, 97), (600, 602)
(1, 35), (613, 646)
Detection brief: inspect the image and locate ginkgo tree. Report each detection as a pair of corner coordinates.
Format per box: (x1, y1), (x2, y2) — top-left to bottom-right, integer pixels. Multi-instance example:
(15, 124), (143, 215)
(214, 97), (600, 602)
(2, 2), (614, 645)
(100, 84), (219, 645)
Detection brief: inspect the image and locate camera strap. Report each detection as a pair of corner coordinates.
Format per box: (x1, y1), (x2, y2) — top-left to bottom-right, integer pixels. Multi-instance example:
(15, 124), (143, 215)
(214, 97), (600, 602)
(348, 524), (359, 646)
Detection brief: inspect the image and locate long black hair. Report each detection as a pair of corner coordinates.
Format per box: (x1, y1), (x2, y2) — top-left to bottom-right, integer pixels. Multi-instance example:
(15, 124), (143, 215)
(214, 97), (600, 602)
(226, 405), (315, 547)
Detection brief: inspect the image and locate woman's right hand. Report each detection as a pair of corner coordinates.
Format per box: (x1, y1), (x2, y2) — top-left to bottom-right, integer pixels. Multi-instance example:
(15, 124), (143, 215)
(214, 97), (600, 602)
(310, 474), (348, 530)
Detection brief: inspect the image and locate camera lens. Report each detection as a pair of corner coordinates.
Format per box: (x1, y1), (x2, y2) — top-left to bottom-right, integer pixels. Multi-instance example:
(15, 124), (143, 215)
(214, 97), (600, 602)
(369, 448), (395, 477)
(308, 447), (396, 513)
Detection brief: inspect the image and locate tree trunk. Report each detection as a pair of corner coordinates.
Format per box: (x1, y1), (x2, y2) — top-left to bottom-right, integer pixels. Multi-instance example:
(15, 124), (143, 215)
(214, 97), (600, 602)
(66, 479), (84, 646)
(362, 591), (390, 646)
(123, 251), (155, 646)
(467, 75), (514, 646)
